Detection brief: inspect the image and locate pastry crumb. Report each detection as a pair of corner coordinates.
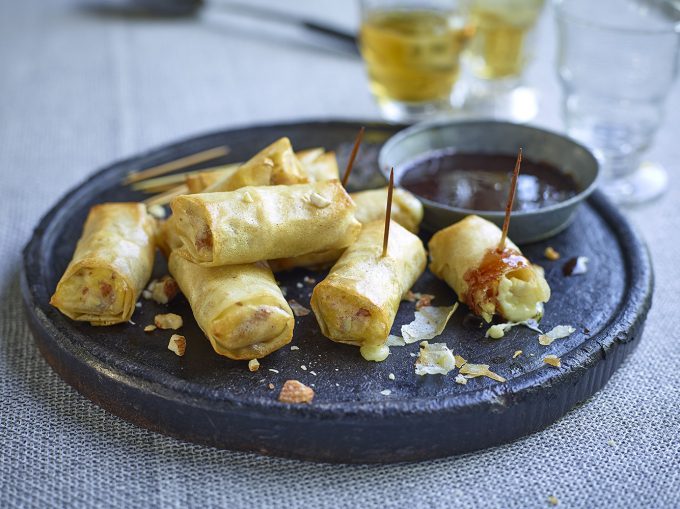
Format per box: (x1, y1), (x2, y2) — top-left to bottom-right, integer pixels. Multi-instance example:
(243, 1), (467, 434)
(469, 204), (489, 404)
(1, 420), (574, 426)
(415, 341), (456, 376)
(455, 374), (467, 385)
(154, 312), (183, 330)
(380, 389), (391, 396)
(167, 334), (186, 356)
(454, 355), (467, 369)
(513, 350), (522, 359)
(459, 363), (506, 382)
(278, 380), (314, 404)
(290, 345), (300, 351)
(301, 365), (307, 371)
(309, 192), (331, 208)
(143, 324), (157, 332)
(288, 299), (311, 317)
(248, 359), (260, 372)
(145, 276), (179, 304)
(303, 276), (316, 284)
(388, 373), (395, 380)
(544, 246), (560, 260)
(268, 368), (279, 374)
(547, 495), (559, 506)
(268, 383), (275, 390)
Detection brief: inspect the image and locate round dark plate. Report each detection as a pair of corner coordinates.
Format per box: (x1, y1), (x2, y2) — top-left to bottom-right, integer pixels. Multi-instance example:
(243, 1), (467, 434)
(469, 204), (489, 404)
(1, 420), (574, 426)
(21, 120), (653, 463)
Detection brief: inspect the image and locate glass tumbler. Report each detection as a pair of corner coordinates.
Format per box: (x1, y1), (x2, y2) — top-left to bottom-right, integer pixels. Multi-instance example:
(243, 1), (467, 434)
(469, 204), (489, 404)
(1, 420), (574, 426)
(359, 0), (473, 122)
(555, 0), (680, 205)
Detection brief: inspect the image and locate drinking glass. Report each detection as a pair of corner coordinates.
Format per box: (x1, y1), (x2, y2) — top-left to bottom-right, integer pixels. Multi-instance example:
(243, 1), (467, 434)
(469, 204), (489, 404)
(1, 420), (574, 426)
(458, 0), (545, 121)
(359, 0), (473, 122)
(555, 0), (680, 205)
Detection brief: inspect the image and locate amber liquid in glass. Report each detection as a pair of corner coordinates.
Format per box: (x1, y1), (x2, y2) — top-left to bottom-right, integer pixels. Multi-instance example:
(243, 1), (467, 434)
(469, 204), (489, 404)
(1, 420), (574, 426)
(360, 10), (473, 104)
(467, 0), (544, 80)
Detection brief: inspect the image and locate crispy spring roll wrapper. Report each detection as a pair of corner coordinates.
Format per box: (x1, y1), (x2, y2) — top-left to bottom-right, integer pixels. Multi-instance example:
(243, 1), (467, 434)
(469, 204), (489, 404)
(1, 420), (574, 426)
(268, 187), (423, 272)
(429, 215), (550, 323)
(204, 137), (307, 192)
(169, 253), (294, 359)
(311, 220), (426, 348)
(304, 152), (339, 182)
(50, 203), (156, 325)
(185, 167), (238, 194)
(352, 187), (423, 233)
(170, 180), (362, 267)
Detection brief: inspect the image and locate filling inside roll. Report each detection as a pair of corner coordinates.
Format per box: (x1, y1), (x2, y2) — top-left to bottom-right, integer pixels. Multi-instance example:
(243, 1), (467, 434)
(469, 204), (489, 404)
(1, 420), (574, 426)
(429, 215), (550, 323)
(53, 267), (128, 319)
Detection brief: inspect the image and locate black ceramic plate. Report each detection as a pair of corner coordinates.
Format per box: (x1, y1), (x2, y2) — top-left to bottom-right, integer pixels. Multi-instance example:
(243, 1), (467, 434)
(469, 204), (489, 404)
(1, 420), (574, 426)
(21, 120), (653, 463)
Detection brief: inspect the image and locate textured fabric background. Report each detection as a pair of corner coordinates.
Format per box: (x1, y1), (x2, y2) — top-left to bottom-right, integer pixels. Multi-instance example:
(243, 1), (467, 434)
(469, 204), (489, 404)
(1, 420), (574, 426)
(1, 1), (679, 508)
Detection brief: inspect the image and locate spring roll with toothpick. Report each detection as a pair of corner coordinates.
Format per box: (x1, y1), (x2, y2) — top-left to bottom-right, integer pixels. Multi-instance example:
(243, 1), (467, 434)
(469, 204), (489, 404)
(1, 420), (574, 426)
(311, 170), (426, 360)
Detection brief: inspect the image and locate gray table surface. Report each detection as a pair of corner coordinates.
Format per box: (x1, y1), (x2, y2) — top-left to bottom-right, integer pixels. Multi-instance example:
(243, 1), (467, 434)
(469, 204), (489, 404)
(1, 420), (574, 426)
(1, 1), (678, 507)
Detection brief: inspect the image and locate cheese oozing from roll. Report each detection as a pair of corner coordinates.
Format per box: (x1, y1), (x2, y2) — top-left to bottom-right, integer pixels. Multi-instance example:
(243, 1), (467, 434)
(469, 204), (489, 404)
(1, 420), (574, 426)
(50, 203), (156, 325)
(428, 215), (550, 323)
(310, 220), (426, 348)
(169, 180), (361, 267)
(169, 253), (294, 360)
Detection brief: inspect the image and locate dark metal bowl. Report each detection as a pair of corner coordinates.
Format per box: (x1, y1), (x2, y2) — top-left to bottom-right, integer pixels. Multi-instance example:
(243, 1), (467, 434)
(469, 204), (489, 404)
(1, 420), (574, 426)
(379, 120), (600, 243)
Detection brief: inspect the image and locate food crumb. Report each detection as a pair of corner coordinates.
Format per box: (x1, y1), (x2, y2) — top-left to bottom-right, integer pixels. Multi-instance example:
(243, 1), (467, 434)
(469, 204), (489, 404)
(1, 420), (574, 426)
(301, 365), (307, 371)
(167, 334), (186, 356)
(278, 380), (314, 404)
(290, 345), (300, 351)
(288, 299), (311, 317)
(459, 363), (506, 382)
(388, 373), (395, 380)
(147, 204), (166, 219)
(607, 439), (616, 447)
(268, 368), (279, 374)
(454, 355), (467, 368)
(143, 324), (157, 332)
(268, 383), (275, 390)
(543, 355), (561, 368)
(335, 383), (339, 387)
(547, 495), (559, 506)
(544, 246), (560, 260)
(146, 276), (180, 304)
(380, 389), (391, 396)
(296, 282), (303, 289)
(415, 293), (435, 310)
(135, 302), (142, 308)
(513, 350), (522, 359)
(455, 374), (467, 385)
(154, 313), (183, 330)
(248, 359), (260, 372)
(303, 276), (316, 284)
(310, 371), (317, 376)
(129, 320), (136, 325)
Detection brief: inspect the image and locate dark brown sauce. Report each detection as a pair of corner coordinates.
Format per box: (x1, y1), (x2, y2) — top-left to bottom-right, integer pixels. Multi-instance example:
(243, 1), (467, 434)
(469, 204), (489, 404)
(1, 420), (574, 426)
(463, 248), (527, 315)
(400, 150), (579, 211)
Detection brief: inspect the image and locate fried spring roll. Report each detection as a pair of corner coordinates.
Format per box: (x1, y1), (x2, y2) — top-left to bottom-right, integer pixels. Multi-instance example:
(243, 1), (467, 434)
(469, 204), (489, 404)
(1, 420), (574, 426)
(50, 203), (156, 325)
(268, 187), (423, 272)
(170, 180), (361, 266)
(204, 137), (307, 192)
(303, 152), (339, 182)
(429, 215), (550, 323)
(352, 187), (423, 234)
(311, 220), (426, 348)
(169, 253), (294, 359)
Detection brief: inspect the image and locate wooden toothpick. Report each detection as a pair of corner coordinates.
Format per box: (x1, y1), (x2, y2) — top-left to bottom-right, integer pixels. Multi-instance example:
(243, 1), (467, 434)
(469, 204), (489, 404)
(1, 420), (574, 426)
(497, 148), (522, 252)
(341, 126), (365, 187)
(124, 146), (230, 185)
(382, 167), (395, 258)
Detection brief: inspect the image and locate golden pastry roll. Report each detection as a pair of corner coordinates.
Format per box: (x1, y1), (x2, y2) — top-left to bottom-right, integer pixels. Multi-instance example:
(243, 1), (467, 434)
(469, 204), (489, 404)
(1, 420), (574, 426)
(204, 137), (307, 192)
(185, 167), (238, 193)
(311, 220), (426, 348)
(169, 253), (294, 359)
(268, 248), (345, 273)
(352, 187), (423, 233)
(303, 152), (339, 182)
(50, 203), (156, 325)
(170, 180), (361, 266)
(429, 215), (550, 323)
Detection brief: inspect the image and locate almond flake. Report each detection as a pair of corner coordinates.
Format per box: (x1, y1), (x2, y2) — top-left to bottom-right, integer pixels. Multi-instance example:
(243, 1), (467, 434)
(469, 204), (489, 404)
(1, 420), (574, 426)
(459, 363), (506, 382)
(415, 293), (435, 310)
(539, 325), (576, 346)
(544, 355), (561, 368)
(154, 313), (183, 330)
(143, 324), (157, 332)
(146, 276), (179, 305)
(168, 334), (186, 356)
(309, 192), (331, 208)
(288, 299), (311, 317)
(278, 380), (314, 404)
(248, 359), (260, 372)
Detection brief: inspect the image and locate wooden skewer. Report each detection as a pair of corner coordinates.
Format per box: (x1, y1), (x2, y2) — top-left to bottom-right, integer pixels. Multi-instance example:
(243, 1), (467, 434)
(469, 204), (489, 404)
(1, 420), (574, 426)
(382, 167), (395, 258)
(131, 163), (240, 192)
(124, 146), (230, 185)
(341, 126), (365, 187)
(143, 184), (188, 207)
(497, 148), (523, 252)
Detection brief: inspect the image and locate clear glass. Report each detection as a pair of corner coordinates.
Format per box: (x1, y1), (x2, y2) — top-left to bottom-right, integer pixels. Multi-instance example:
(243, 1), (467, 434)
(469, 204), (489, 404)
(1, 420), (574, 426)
(458, 0), (545, 121)
(555, 0), (680, 205)
(359, 0), (473, 122)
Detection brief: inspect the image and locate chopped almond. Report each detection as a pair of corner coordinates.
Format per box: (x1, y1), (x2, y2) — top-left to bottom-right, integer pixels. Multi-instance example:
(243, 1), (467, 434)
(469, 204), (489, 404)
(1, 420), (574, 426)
(278, 380), (314, 404)
(544, 246), (560, 261)
(143, 324), (157, 333)
(415, 293), (435, 310)
(146, 276), (179, 305)
(154, 313), (183, 330)
(168, 334), (186, 356)
(248, 359), (260, 372)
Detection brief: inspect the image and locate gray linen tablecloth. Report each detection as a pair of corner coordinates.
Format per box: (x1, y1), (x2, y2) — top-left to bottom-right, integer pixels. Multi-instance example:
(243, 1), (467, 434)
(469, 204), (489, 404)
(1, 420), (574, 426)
(1, 1), (678, 507)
